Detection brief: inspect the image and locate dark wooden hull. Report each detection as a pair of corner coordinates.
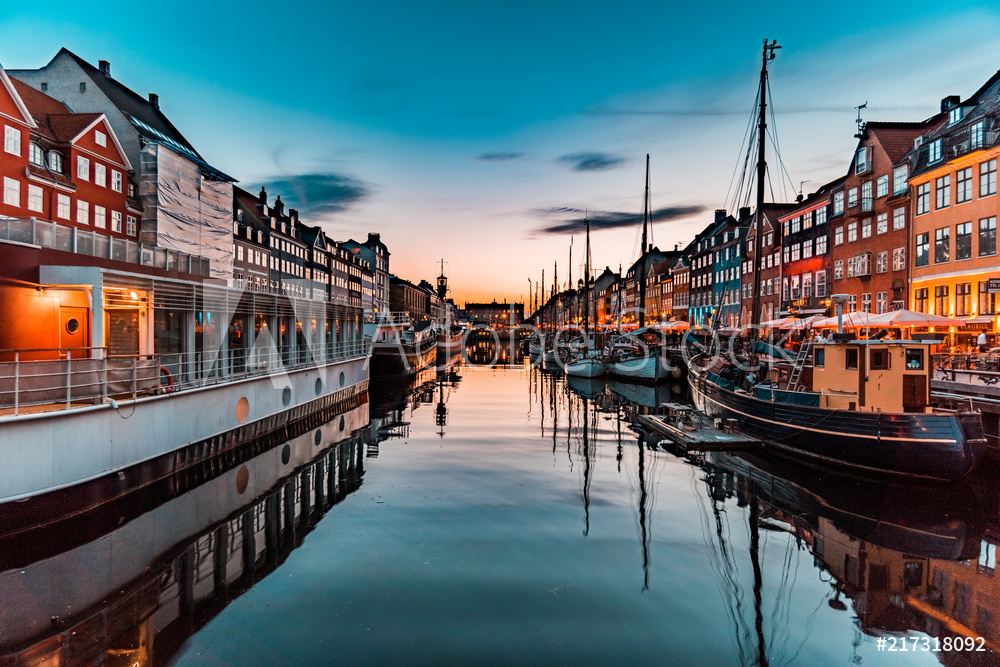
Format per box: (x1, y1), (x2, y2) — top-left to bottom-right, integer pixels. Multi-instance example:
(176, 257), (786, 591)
(689, 362), (987, 481)
(370, 340), (437, 376)
(436, 333), (463, 360)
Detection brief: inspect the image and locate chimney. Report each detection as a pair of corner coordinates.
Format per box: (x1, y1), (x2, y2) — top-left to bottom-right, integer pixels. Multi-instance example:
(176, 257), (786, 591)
(289, 208), (298, 223)
(941, 95), (960, 112)
(273, 195), (285, 216)
(739, 206), (751, 220)
(714, 209), (727, 223)
(148, 93), (159, 109)
(367, 232), (380, 245)
(258, 186), (268, 206)
(99, 60), (111, 77)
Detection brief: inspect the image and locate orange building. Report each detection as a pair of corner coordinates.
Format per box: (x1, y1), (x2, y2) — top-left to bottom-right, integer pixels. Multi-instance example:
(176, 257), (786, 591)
(908, 72), (1000, 348)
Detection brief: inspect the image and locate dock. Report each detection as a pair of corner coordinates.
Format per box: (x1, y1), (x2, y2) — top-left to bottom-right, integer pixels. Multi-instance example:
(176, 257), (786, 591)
(638, 403), (762, 452)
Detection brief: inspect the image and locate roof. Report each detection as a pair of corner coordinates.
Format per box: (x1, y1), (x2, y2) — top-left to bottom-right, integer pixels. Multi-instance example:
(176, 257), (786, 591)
(865, 122), (931, 164)
(9, 77), (67, 138)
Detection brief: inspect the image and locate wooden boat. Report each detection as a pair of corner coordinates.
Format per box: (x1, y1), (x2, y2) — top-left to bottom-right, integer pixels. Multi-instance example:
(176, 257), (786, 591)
(436, 324), (464, 361)
(565, 217), (607, 378)
(370, 318), (437, 376)
(688, 339), (987, 481)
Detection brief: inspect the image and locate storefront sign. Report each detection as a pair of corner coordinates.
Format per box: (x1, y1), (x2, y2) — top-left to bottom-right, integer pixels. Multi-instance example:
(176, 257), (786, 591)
(989, 278), (1000, 293)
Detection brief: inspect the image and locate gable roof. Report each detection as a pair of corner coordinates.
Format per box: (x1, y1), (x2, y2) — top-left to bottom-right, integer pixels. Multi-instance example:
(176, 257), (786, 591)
(0, 65), (36, 128)
(865, 122), (932, 164)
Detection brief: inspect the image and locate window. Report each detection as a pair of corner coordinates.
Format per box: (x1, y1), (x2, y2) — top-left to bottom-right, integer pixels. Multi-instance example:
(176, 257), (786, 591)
(934, 285), (949, 315)
(980, 217), (997, 256)
(876, 292), (888, 315)
(892, 247), (905, 271)
(834, 226), (844, 245)
(915, 233), (929, 267)
(816, 207), (827, 226)
(790, 243), (800, 262)
(871, 347), (889, 368)
(48, 151), (63, 173)
(791, 275), (800, 300)
(57, 194), (71, 219)
(802, 273), (812, 298)
(93, 206), (106, 228)
(971, 121), (985, 149)
(128, 180), (136, 199)
(957, 167), (973, 203)
(814, 348), (825, 367)
(956, 282), (972, 316)
(956, 222), (972, 260)
(77, 156), (90, 180)
(4, 126), (21, 155)
(783, 246), (790, 263)
(876, 213), (888, 235)
(109, 169), (120, 193)
(876, 251), (888, 273)
(95, 130), (106, 147)
(847, 187), (858, 208)
(855, 147), (870, 174)
(802, 213), (813, 230)
(981, 159), (997, 197)
(77, 200), (89, 224)
(862, 293), (872, 312)
(893, 207), (906, 230)
(846, 348), (859, 370)
(791, 216), (801, 234)
(936, 175), (950, 209)
(981, 281), (997, 315)
(815, 235), (828, 255)
(847, 221), (858, 242)
(905, 348), (925, 370)
(815, 270), (827, 297)
(833, 192), (844, 215)
(876, 175), (888, 198)
(928, 138), (942, 163)
(861, 218), (872, 239)
(861, 181), (872, 211)
(3, 177), (20, 206)
(94, 163), (106, 188)
(934, 227), (950, 263)
(29, 143), (44, 166)
(893, 166), (908, 194)
(782, 277), (789, 301)
(834, 260), (844, 280)
(111, 210), (122, 233)
(27, 184), (43, 212)
(916, 183), (930, 215)
(914, 288), (929, 313)
(127, 215), (136, 236)
(802, 239), (813, 258)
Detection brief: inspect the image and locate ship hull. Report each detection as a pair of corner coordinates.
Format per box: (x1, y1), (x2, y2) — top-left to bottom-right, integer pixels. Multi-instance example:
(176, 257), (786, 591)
(608, 354), (672, 384)
(688, 362), (986, 481)
(370, 340), (437, 376)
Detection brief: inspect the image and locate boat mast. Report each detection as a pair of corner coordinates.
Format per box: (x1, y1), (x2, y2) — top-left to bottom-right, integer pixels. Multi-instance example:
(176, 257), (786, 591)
(584, 217), (591, 335)
(639, 154), (649, 329)
(749, 39), (780, 338)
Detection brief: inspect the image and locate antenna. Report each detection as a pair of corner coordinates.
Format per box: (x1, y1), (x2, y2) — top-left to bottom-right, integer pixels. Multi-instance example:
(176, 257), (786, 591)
(798, 179), (811, 202)
(854, 101), (867, 138)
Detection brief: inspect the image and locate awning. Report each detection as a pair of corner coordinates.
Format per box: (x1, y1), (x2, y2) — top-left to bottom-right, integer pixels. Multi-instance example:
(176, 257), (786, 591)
(966, 317), (994, 325)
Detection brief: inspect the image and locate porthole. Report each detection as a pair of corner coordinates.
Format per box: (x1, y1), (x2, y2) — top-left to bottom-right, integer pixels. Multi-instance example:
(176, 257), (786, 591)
(339, 415), (345, 431)
(235, 465), (249, 494)
(65, 318), (80, 335)
(314, 429), (322, 446)
(315, 378), (323, 396)
(339, 371), (346, 388)
(281, 444), (291, 465)
(236, 396), (250, 423)
(282, 386), (292, 406)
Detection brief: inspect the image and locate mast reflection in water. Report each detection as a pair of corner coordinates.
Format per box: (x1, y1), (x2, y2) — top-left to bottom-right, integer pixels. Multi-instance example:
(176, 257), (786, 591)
(2, 364), (1000, 666)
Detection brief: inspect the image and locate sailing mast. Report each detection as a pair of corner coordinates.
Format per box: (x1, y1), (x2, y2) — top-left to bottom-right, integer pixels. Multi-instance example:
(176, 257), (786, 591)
(583, 217), (591, 335)
(749, 39), (780, 342)
(639, 154), (650, 329)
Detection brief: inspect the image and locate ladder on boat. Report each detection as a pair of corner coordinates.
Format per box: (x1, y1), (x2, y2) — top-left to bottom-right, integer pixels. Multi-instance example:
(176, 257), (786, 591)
(786, 340), (813, 392)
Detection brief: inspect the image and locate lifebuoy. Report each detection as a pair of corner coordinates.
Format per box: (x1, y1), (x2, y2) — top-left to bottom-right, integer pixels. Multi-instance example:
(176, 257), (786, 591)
(159, 366), (174, 392)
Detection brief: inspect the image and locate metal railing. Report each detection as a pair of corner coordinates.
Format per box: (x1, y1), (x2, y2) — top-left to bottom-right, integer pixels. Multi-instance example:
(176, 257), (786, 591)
(0, 216), (211, 276)
(0, 340), (368, 416)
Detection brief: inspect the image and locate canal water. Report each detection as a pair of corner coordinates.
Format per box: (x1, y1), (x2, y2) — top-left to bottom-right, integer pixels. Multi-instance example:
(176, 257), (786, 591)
(2, 358), (999, 666)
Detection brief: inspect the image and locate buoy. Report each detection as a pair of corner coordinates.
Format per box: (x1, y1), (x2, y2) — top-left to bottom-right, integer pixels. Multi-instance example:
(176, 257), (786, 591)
(159, 366), (174, 392)
(670, 366), (683, 379)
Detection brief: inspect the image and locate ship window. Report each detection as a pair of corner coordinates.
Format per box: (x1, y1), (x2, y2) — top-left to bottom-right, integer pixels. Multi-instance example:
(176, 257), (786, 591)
(845, 348), (859, 370)
(870, 349), (889, 370)
(905, 349), (924, 370)
(813, 348), (824, 367)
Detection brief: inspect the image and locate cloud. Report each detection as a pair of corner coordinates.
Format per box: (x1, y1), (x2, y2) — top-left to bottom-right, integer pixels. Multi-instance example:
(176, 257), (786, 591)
(557, 152), (626, 172)
(257, 173), (369, 219)
(477, 152), (525, 161)
(532, 205), (707, 235)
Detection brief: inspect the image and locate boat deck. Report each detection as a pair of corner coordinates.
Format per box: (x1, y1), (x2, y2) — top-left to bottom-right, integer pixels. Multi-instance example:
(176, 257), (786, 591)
(638, 404), (762, 452)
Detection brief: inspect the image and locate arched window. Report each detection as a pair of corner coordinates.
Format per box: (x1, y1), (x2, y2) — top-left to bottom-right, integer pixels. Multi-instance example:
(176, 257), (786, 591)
(29, 143), (44, 166)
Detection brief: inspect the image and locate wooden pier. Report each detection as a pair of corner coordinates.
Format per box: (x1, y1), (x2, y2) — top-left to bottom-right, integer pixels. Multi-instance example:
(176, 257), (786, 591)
(638, 403), (762, 452)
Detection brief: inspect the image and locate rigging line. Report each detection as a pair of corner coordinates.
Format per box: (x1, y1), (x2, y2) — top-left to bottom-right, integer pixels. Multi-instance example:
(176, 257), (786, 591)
(725, 81), (763, 213)
(766, 82), (798, 202)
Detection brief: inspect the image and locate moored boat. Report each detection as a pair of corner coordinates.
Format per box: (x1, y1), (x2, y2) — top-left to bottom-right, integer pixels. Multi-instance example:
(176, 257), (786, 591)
(369, 316), (437, 376)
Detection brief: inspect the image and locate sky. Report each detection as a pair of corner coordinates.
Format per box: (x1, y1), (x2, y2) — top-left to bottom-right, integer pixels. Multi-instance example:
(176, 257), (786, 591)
(3, 2), (1000, 305)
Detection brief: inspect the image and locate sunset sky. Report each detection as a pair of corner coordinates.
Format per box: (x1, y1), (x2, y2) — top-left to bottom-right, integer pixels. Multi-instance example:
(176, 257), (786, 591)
(3, 2), (1000, 305)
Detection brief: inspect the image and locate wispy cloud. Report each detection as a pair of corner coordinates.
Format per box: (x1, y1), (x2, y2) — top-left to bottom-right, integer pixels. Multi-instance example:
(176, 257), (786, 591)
(477, 151), (525, 161)
(258, 173), (370, 218)
(557, 152), (626, 172)
(532, 205), (706, 235)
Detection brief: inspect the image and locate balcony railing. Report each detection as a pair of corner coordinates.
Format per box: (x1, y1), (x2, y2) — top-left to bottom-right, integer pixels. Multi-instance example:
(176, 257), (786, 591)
(0, 341), (368, 416)
(0, 216), (210, 276)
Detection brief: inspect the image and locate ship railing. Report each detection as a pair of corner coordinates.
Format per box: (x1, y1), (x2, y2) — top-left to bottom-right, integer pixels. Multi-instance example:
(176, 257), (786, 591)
(0, 348), (161, 416)
(0, 340), (369, 416)
(0, 216), (211, 276)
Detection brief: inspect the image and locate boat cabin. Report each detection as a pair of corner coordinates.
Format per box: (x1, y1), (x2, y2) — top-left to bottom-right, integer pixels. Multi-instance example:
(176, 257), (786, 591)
(809, 340), (933, 413)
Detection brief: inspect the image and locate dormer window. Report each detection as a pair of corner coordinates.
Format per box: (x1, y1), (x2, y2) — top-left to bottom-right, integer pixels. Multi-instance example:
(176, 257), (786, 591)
(928, 139), (942, 164)
(29, 143), (44, 166)
(48, 150), (63, 173)
(233, 221), (239, 234)
(949, 106), (963, 125)
(237, 210), (243, 222)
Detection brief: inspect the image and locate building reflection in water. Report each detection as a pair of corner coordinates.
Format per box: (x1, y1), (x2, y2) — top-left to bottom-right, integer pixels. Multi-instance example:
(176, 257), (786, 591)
(0, 399), (372, 667)
(553, 365), (1000, 664)
(367, 361), (463, 450)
